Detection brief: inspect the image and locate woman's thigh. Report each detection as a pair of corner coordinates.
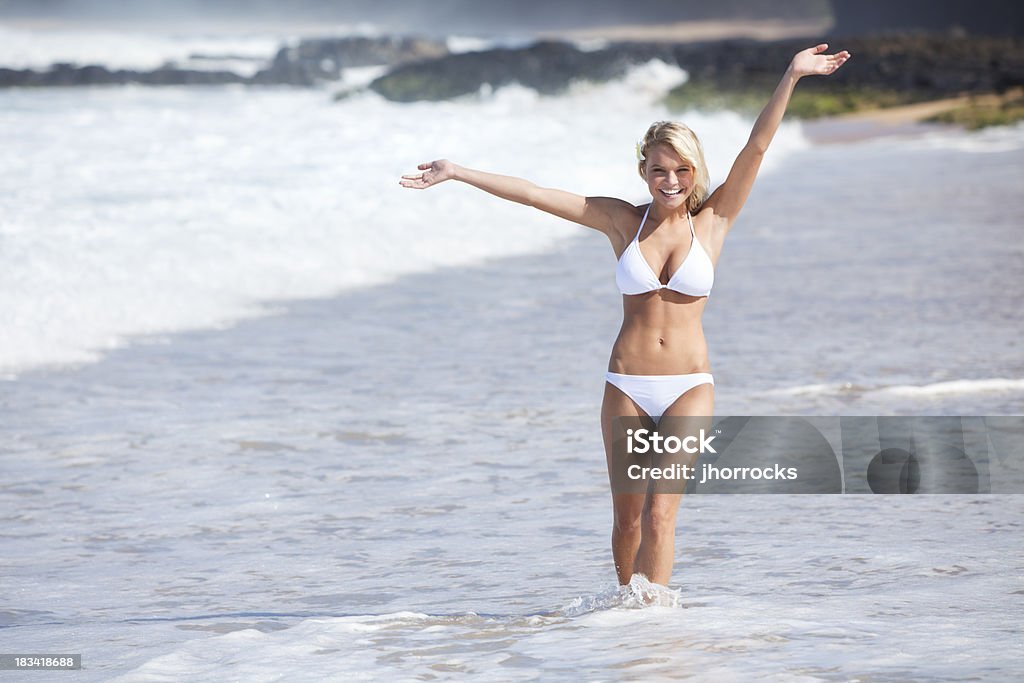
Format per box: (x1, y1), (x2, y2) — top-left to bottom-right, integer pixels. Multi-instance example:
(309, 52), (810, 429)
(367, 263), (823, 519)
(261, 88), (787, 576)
(601, 381), (648, 523)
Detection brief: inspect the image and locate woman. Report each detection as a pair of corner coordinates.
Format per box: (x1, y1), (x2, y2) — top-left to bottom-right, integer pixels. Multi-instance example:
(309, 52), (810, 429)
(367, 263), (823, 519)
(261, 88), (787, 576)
(400, 44), (850, 587)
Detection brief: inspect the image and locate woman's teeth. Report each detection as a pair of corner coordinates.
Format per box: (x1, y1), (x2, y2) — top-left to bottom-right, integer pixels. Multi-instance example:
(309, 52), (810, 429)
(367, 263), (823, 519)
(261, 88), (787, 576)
(660, 189), (681, 196)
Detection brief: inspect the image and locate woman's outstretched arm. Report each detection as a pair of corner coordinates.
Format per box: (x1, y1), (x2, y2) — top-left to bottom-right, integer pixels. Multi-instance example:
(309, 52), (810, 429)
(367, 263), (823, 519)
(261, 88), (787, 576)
(703, 43), (850, 233)
(400, 159), (635, 238)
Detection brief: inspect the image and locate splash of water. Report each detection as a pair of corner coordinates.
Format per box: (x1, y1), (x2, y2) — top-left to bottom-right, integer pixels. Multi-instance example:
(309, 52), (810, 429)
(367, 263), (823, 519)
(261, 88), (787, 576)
(561, 574), (684, 616)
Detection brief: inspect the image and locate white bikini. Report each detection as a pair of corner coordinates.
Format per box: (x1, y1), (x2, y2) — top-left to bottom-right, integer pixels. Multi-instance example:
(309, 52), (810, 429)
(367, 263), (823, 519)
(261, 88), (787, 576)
(615, 204), (714, 297)
(606, 204), (714, 422)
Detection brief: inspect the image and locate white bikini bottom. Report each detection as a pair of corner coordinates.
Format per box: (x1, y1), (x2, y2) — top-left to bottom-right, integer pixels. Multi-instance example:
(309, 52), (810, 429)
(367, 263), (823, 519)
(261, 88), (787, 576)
(605, 371), (714, 423)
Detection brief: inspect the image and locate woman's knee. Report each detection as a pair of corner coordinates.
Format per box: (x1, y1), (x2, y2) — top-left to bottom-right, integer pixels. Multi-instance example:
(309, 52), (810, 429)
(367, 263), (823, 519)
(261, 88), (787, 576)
(641, 501), (680, 537)
(612, 498), (643, 535)
(614, 512), (641, 535)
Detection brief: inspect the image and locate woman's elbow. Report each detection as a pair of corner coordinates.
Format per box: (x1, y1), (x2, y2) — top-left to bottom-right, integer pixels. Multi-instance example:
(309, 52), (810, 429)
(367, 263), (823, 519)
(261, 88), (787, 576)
(745, 141), (769, 157)
(521, 184), (541, 208)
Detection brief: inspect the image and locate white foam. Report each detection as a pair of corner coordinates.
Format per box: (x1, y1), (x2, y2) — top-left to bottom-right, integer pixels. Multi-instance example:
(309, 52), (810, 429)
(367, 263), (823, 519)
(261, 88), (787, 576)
(571, 38), (612, 53)
(338, 64), (389, 88)
(765, 382), (858, 397)
(905, 121), (1024, 153)
(446, 35), (495, 54)
(561, 573), (684, 616)
(617, 58), (688, 96)
(766, 378), (1024, 400)
(875, 378), (1024, 397)
(0, 25), (281, 75)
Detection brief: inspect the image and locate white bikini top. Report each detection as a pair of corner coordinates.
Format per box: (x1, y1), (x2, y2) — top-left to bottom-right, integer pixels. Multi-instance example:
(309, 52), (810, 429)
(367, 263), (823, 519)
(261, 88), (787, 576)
(615, 204), (714, 297)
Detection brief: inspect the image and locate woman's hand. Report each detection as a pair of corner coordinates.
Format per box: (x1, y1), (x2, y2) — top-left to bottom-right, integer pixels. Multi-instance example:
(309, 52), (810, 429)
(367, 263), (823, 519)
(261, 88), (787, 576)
(789, 43), (850, 79)
(399, 159), (457, 189)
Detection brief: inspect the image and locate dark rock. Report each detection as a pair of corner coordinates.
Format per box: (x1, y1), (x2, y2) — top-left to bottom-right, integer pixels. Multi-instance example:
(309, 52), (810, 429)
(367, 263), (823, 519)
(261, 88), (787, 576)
(137, 67), (250, 86)
(0, 62), (250, 88)
(370, 40), (673, 102)
(251, 35), (448, 86)
(792, 33), (1024, 96)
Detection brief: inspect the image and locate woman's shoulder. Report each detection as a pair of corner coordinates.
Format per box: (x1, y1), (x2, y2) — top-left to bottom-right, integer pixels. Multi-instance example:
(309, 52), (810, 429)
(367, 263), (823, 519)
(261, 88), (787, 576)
(609, 200), (648, 246)
(586, 197), (646, 236)
(692, 202), (730, 254)
(612, 199), (648, 226)
(589, 196), (646, 217)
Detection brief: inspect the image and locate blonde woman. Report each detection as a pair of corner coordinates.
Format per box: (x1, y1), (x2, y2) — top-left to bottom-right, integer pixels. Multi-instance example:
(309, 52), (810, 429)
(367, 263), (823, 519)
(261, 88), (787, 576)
(401, 44), (850, 587)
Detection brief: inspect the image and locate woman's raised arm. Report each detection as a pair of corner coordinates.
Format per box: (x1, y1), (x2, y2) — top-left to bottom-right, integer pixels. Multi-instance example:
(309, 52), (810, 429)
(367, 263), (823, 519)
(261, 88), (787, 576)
(400, 159), (635, 238)
(702, 43), (850, 234)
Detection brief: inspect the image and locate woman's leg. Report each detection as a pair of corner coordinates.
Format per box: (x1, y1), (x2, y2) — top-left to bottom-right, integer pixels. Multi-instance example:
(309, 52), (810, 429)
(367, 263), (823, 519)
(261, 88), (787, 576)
(601, 381), (647, 585)
(631, 383), (714, 586)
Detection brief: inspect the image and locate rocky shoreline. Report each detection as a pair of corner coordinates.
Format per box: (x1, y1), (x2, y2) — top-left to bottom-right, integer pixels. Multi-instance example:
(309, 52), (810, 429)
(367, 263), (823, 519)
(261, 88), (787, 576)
(0, 35), (448, 88)
(663, 33), (1024, 119)
(368, 33), (1024, 118)
(3, 30), (1023, 127)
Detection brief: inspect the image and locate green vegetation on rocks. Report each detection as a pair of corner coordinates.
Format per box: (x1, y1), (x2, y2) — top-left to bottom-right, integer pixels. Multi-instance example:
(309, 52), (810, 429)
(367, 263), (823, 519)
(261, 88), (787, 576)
(926, 93), (1024, 130)
(664, 80), (923, 118)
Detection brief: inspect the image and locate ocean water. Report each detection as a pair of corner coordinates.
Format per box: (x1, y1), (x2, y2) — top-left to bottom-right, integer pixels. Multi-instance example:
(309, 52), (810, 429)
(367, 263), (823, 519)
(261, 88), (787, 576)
(0, 22), (503, 76)
(0, 23), (283, 74)
(2, 26), (1024, 682)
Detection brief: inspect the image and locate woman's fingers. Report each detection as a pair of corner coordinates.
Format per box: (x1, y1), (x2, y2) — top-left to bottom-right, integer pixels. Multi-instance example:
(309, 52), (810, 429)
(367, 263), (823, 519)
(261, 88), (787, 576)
(819, 50), (850, 74)
(401, 160), (450, 189)
(399, 168), (435, 188)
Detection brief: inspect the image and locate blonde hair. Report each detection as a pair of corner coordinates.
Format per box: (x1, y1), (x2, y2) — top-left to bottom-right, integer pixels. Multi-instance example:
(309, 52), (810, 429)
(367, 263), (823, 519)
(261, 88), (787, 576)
(637, 121), (709, 214)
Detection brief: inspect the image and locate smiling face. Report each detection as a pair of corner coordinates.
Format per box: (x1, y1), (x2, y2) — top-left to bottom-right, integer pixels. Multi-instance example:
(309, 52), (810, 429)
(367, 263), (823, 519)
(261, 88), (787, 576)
(643, 144), (695, 211)
(636, 121), (709, 214)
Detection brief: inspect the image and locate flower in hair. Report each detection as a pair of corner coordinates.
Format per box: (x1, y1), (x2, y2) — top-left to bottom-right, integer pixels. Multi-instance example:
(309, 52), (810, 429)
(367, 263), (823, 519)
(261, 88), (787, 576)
(635, 140), (645, 162)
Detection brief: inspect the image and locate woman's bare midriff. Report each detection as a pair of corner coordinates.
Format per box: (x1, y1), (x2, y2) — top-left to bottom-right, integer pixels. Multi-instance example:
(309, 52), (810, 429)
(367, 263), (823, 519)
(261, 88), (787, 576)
(607, 291), (710, 375)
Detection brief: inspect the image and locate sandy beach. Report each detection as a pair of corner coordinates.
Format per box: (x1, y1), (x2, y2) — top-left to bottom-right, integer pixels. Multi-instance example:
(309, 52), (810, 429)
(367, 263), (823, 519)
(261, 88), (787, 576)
(795, 87), (1024, 143)
(838, 87), (1023, 123)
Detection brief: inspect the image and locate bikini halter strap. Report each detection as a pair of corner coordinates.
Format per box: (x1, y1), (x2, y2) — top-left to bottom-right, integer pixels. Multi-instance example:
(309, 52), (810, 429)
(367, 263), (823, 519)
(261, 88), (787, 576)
(634, 204), (652, 241)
